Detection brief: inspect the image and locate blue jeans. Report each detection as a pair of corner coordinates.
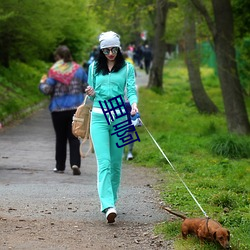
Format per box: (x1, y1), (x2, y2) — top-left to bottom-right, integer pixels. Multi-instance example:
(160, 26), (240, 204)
(90, 111), (126, 212)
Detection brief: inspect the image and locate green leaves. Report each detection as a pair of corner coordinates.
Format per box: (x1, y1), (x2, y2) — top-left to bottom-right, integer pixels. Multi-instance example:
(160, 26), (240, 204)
(0, 0), (99, 66)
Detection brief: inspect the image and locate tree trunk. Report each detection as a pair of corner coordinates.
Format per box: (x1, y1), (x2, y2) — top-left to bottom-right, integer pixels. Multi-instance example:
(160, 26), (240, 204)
(212, 0), (250, 134)
(191, 0), (250, 134)
(147, 0), (169, 89)
(184, 4), (218, 114)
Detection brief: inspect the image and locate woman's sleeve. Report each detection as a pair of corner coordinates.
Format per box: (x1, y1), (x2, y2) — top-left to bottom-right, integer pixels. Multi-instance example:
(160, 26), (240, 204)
(39, 77), (56, 95)
(126, 63), (138, 105)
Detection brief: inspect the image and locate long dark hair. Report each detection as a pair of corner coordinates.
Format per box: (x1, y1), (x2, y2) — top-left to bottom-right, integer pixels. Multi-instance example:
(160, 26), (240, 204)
(54, 45), (73, 63)
(95, 48), (126, 75)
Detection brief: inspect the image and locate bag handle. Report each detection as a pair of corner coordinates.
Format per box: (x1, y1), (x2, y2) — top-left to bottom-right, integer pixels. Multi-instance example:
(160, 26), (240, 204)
(83, 94), (88, 105)
(79, 137), (94, 158)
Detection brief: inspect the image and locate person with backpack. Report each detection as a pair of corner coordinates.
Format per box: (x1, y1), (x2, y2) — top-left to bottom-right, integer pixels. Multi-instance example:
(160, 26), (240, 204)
(39, 45), (88, 175)
(85, 31), (139, 223)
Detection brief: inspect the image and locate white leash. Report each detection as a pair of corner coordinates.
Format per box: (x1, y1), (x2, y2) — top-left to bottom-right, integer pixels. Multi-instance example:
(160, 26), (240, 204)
(139, 118), (209, 218)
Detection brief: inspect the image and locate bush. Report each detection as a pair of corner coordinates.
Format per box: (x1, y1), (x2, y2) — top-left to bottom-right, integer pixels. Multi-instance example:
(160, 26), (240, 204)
(210, 191), (237, 209)
(210, 135), (250, 159)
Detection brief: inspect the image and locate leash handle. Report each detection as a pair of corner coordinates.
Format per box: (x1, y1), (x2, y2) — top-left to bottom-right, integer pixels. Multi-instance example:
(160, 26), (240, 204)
(139, 118), (209, 218)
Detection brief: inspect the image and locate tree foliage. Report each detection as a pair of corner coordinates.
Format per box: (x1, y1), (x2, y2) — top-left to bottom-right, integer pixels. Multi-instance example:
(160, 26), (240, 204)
(0, 0), (99, 67)
(232, 0), (250, 95)
(91, 0), (155, 46)
(0, 0), (249, 134)
(232, 0), (250, 39)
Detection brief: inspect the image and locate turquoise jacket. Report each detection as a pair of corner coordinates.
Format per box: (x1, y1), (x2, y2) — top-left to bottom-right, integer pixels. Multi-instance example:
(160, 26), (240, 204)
(87, 62), (138, 108)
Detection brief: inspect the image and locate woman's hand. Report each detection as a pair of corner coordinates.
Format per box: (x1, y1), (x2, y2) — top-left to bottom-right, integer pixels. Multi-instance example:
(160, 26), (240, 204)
(85, 86), (96, 97)
(131, 103), (138, 116)
(40, 74), (47, 83)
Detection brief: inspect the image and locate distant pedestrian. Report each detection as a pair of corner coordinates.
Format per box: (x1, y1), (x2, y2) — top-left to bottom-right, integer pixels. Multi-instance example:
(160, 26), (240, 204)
(143, 44), (152, 74)
(87, 46), (99, 70)
(134, 45), (144, 69)
(39, 45), (88, 175)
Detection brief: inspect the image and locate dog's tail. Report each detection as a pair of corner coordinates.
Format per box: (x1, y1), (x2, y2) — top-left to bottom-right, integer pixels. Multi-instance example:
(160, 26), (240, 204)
(162, 206), (187, 220)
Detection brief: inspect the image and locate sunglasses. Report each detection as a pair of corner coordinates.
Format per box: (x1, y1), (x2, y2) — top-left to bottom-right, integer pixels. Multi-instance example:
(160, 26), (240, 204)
(102, 47), (119, 55)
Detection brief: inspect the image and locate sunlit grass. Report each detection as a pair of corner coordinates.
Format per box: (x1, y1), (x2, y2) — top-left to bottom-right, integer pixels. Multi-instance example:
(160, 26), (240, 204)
(133, 58), (250, 250)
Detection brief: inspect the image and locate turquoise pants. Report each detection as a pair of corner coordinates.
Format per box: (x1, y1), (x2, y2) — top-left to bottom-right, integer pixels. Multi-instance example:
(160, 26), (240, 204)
(90, 111), (125, 212)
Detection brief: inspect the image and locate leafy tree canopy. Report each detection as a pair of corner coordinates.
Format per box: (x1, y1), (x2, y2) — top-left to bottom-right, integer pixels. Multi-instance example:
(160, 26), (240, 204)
(0, 0), (100, 66)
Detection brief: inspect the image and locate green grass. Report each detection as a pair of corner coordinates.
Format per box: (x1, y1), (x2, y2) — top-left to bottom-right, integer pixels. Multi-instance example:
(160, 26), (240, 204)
(132, 59), (250, 250)
(0, 60), (50, 123)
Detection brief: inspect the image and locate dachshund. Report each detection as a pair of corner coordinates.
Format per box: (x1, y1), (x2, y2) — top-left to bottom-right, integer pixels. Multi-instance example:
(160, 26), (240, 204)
(162, 206), (231, 249)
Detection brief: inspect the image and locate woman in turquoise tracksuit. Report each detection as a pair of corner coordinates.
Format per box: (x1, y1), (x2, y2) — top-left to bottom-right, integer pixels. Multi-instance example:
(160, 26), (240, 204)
(86, 31), (138, 223)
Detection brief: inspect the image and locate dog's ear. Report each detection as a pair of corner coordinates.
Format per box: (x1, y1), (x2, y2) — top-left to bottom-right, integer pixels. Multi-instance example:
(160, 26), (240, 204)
(213, 231), (217, 240)
(227, 230), (230, 240)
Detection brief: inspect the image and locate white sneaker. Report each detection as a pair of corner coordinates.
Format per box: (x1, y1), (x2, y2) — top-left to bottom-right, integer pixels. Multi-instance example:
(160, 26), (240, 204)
(105, 207), (117, 223)
(53, 168), (64, 173)
(127, 152), (133, 160)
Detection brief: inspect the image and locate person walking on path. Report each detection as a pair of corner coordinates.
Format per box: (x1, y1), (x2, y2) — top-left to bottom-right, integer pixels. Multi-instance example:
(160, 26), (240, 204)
(143, 44), (153, 75)
(85, 31), (139, 223)
(39, 45), (88, 176)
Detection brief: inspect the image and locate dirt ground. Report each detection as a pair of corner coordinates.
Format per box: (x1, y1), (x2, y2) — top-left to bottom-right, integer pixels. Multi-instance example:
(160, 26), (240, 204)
(0, 71), (174, 249)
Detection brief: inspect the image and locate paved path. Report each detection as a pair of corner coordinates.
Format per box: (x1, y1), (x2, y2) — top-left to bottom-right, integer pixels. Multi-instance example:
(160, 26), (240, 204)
(0, 71), (173, 249)
(0, 68), (152, 222)
(135, 68), (149, 88)
(0, 106), (164, 224)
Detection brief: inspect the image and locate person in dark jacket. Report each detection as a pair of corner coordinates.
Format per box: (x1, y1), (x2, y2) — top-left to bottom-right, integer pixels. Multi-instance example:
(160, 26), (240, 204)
(143, 44), (152, 74)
